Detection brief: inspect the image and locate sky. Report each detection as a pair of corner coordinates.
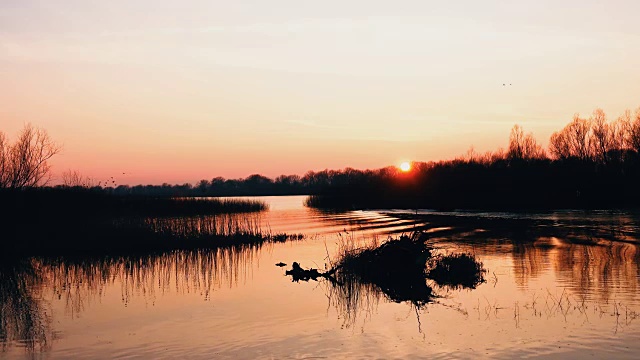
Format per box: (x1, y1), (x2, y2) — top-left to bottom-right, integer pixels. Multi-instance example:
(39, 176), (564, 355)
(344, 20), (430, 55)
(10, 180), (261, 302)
(1, 0), (640, 185)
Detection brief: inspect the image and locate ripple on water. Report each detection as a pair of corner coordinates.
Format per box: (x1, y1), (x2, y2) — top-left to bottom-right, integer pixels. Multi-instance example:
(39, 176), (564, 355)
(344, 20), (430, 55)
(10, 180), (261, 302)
(3, 196), (640, 359)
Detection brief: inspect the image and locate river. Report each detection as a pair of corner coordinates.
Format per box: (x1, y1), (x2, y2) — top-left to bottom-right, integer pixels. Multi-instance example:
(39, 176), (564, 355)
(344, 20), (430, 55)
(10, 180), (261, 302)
(2, 195), (640, 359)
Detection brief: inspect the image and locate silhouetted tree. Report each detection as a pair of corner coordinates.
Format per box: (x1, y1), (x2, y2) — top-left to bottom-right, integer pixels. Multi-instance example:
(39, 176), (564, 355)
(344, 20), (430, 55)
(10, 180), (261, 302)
(628, 108), (640, 154)
(62, 170), (97, 188)
(549, 130), (571, 160)
(0, 124), (61, 188)
(0, 131), (7, 187)
(549, 114), (591, 161)
(197, 179), (210, 194)
(508, 125), (545, 160)
(590, 109), (610, 164)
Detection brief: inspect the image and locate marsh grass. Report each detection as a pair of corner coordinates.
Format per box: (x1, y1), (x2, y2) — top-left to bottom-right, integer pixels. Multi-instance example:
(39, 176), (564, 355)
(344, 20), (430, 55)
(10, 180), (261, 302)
(2, 213), (303, 256)
(136, 214), (304, 247)
(1, 188), (268, 219)
(0, 188), (291, 255)
(31, 213), (305, 255)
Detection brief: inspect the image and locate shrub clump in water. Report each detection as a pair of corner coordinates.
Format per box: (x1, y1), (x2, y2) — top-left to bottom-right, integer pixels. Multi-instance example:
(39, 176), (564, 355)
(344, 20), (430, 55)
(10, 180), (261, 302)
(427, 253), (486, 289)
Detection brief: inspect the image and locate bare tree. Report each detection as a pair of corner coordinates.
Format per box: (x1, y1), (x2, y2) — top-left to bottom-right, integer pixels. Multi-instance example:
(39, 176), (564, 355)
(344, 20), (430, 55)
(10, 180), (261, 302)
(606, 110), (632, 162)
(1, 124), (61, 189)
(62, 169), (97, 188)
(589, 108), (609, 163)
(508, 125), (524, 159)
(568, 114), (592, 160)
(0, 131), (8, 187)
(549, 114), (591, 160)
(508, 125), (545, 160)
(549, 130), (571, 160)
(629, 107), (640, 154)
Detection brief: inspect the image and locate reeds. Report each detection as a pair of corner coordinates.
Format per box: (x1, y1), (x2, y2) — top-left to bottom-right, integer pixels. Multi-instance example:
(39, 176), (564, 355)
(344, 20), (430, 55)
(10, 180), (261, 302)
(0, 188), (282, 255)
(136, 214), (304, 247)
(1, 187), (268, 219)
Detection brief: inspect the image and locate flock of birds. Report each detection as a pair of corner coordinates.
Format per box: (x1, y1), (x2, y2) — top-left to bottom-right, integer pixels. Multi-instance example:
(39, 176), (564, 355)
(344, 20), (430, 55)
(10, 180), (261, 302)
(97, 172), (128, 187)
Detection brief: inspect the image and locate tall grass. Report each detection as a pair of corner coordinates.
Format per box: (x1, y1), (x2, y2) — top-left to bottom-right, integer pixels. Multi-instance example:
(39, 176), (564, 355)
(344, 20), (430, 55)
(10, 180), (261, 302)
(1, 212), (304, 256)
(1, 188), (268, 219)
(0, 188), (283, 255)
(136, 214), (303, 247)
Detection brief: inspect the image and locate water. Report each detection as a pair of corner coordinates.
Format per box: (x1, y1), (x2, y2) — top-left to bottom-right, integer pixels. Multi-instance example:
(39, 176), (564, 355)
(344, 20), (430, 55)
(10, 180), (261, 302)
(2, 195), (640, 359)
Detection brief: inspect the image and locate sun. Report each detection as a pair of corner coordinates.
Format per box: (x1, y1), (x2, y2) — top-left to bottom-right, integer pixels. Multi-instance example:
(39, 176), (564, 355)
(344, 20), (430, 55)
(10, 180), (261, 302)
(399, 161), (411, 172)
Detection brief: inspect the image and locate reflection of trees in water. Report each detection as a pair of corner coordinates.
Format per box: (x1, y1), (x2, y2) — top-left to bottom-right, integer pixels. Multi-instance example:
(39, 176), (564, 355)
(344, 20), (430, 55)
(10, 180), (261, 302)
(553, 243), (640, 302)
(511, 244), (550, 288)
(408, 212), (640, 302)
(508, 241), (640, 302)
(0, 260), (53, 353)
(0, 244), (264, 354)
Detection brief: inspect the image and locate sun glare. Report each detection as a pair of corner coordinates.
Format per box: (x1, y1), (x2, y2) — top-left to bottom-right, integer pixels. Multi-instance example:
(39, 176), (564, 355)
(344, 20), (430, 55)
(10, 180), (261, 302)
(400, 161), (411, 172)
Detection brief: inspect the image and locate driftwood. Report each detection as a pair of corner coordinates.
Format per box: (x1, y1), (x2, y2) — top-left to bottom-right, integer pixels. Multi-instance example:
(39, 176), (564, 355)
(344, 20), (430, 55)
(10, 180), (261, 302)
(284, 262), (333, 282)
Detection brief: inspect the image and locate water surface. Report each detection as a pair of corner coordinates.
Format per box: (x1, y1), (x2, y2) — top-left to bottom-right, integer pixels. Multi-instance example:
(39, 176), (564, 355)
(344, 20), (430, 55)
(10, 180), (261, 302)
(2, 196), (640, 359)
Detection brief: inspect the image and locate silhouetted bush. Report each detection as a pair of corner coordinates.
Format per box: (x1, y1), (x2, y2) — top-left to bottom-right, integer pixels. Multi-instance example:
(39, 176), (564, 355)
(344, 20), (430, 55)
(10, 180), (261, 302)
(427, 253), (486, 289)
(320, 232), (486, 307)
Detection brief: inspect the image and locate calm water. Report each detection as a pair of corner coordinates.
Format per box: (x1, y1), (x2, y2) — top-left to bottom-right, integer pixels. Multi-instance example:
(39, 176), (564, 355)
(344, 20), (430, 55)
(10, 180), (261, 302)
(2, 196), (640, 359)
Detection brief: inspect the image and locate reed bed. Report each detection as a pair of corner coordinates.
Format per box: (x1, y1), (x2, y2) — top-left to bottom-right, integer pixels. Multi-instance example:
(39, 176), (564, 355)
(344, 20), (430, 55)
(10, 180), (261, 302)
(119, 213), (305, 249)
(0, 188), (291, 255)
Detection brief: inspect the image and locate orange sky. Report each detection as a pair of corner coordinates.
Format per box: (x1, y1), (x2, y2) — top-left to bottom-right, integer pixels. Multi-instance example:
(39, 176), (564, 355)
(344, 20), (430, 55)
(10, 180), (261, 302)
(2, 1), (640, 185)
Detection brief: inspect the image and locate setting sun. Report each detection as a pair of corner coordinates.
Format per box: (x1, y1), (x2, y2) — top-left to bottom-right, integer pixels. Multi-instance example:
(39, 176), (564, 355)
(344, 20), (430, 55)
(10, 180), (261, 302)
(399, 161), (411, 172)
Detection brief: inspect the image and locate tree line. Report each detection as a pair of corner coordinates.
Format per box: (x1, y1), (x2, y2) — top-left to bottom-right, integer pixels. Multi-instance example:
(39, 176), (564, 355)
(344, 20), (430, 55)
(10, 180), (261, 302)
(505, 108), (640, 163)
(3, 106), (640, 209)
(308, 107), (640, 209)
(104, 170), (385, 197)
